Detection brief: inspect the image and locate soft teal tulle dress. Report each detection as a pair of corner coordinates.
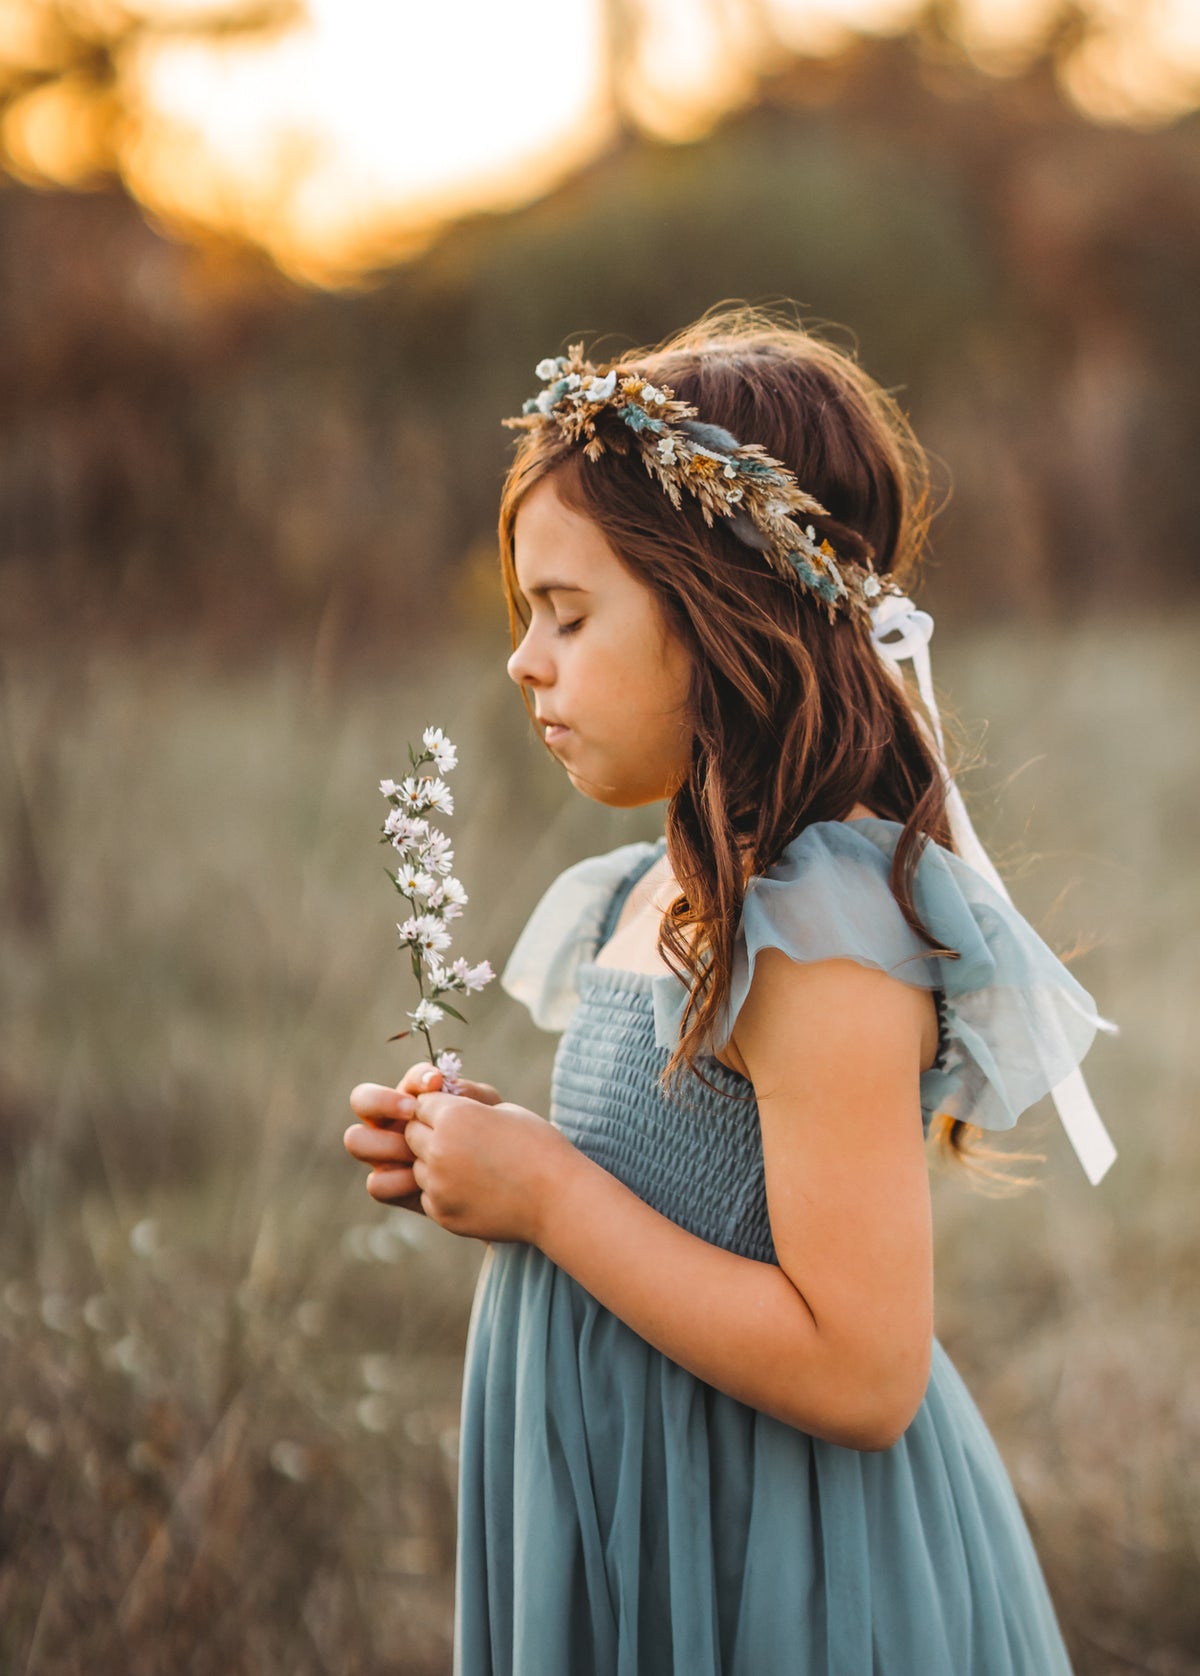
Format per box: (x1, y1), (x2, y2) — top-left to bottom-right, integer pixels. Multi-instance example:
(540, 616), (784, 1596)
(454, 818), (1101, 1675)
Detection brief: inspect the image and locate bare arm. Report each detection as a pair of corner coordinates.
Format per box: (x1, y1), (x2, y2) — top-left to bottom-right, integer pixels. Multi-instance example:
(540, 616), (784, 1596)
(534, 953), (934, 1450)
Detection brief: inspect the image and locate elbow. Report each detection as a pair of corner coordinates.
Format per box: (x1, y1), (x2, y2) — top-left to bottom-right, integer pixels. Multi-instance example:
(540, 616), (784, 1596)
(846, 1405), (920, 1454)
(808, 1337), (932, 1453)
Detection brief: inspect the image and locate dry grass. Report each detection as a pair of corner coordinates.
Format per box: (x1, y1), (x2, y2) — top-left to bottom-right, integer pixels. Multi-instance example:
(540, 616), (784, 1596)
(0, 613), (1195, 1674)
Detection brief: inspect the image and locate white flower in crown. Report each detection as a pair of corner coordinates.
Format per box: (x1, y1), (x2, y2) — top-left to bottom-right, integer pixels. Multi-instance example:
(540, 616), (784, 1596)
(862, 574), (882, 598)
(640, 383), (667, 405)
(657, 437), (678, 465)
(584, 370), (617, 401)
(535, 357), (560, 379)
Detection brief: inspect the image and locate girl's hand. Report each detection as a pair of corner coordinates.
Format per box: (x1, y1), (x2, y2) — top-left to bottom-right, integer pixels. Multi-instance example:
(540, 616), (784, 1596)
(345, 1064), (502, 1215)
(403, 1081), (574, 1246)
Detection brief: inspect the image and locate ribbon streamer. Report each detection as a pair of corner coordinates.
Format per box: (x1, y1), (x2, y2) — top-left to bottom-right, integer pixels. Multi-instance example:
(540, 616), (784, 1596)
(869, 594), (1118, 1186)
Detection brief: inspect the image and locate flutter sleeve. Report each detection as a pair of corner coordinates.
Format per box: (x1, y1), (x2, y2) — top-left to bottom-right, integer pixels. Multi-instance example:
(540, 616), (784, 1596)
(500, 840), (660, 1031)
(653, 817), (1111, 1136)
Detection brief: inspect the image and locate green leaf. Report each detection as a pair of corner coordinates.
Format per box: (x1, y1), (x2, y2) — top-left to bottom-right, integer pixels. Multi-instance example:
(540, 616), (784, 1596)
(438, 1002), (468, 1024)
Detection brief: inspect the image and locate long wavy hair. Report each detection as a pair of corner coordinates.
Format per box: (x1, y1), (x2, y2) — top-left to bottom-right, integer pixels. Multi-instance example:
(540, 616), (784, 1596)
(499, 303), (992, 1166)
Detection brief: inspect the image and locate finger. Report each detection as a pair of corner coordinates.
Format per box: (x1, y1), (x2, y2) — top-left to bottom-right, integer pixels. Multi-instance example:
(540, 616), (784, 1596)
(365, 1165), (420, 1204)
(344, 1123), (415, 1166)
(397, 1062), (436, 1096)
(350, 1082), (415, 1128)
(412, 1090), (458, 1124)
(454, 1078), (500, 1106)
(398, 1064), (445, 1097)
(403, 1117), (428, 1157)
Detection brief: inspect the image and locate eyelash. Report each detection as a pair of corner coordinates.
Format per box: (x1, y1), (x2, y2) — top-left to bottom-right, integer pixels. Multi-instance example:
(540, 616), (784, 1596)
(555, 618), (584, 637)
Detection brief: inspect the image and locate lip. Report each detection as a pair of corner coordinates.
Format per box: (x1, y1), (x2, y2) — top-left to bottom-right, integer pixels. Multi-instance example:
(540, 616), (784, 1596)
(543, 723), (570, 743)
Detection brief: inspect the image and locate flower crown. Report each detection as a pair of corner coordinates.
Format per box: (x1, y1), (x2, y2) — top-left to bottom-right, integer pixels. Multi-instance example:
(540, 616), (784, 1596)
(502, 343), (900, 621)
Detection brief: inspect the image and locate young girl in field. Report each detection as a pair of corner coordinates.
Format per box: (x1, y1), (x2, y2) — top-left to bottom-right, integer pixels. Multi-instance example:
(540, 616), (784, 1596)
(344, 306), (1115, 1675)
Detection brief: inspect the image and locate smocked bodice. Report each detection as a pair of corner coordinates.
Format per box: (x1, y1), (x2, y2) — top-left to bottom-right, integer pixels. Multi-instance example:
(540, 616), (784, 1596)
(551, 961), (779, 1264)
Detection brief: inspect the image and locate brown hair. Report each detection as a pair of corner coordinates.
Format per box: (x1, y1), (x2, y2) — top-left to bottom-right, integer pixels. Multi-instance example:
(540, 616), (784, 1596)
(499, 302), (990, 1166)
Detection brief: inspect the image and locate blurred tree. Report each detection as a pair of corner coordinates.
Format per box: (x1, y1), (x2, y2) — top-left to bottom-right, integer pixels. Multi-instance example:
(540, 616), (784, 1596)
(0, 0), (302, 186)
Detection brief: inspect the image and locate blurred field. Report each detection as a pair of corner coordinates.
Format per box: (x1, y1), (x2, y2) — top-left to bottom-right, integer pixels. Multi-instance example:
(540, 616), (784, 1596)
(0, 613), (1196, 1675)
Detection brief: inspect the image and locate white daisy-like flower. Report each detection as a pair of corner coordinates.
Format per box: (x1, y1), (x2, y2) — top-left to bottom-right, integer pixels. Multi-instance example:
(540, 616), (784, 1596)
(421, 727), (458, 773)
(380, 778), (401, 798)
(422, 778), (454, 816)
(436, 1049), (463, 1081)
(657, 437), (678, 465)
(436, 876), (467, 921)
(423, 832), (455, 875)
(409, 998), (445, 1030)
(463, 959), (495, 993)
(396, 916), (422, 946)
(535, 388), (558, 415)
(384, 809), (428, 844)
(412, 915), (452, 956)
(535, 357), (560, 379)
(398, 775), (432, 811)
(396, 864), (436, 897)
(425, 955), (449, 988)
(584, 370), (617, 401)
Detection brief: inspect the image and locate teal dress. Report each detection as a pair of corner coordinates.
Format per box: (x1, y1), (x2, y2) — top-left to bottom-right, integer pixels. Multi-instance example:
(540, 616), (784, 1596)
(454, 819), (1103, 1675)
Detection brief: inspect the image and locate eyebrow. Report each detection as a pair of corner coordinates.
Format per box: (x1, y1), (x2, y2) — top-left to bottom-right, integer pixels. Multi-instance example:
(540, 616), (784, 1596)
(524, 580), (591, 599)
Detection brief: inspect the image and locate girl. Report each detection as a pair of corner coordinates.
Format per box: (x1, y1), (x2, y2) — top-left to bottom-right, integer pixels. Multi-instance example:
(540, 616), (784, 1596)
(344, 306), (1115, 1675)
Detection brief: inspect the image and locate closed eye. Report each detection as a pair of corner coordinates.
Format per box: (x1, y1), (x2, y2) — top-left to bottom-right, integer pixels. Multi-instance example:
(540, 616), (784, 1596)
(555, 618), (584, 636)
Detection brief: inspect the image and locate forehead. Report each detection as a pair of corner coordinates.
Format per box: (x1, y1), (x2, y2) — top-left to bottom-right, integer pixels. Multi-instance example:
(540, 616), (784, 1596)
(512, 475), (624, 595)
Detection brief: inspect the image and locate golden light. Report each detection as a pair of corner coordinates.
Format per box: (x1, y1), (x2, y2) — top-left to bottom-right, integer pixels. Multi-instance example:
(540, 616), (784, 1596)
(127, 0), (610, 283)
(5, 0), (1197, 285)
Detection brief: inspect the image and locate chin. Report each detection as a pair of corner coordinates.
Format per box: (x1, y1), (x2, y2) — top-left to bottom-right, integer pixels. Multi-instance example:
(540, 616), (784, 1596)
(570, 774), (669, 810)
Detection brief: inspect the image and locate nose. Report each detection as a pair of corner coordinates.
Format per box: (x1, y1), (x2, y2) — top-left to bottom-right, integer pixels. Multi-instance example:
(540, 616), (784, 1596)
(506, 623), (546, 689)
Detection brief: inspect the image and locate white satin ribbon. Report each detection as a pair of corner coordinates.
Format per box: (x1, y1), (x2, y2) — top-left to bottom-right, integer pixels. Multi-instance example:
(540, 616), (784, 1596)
(869, 593), (1118, 1186)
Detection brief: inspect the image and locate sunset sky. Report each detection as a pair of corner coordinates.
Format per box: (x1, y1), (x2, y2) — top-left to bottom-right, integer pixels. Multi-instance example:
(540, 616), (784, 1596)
(7, 0), (1199, 284)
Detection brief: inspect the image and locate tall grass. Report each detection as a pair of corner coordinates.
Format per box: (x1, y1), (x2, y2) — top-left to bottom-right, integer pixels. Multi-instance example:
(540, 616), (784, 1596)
(0, 614), (1195, 1674)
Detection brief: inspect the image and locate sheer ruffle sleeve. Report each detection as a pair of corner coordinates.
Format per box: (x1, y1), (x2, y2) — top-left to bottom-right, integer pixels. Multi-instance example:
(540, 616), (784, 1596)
(653, 817), (1109, 1134)
(500, 840), (660, 1032)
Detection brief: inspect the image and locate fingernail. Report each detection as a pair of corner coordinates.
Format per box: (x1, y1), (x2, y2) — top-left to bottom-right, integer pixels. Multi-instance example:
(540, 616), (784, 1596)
(397, 1095), (415, 1116)
(422, 1071), (437, 1088)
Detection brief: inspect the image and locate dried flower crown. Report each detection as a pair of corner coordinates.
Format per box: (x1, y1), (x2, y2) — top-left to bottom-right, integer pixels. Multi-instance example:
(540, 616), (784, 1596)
(502, 344), (901, 621)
